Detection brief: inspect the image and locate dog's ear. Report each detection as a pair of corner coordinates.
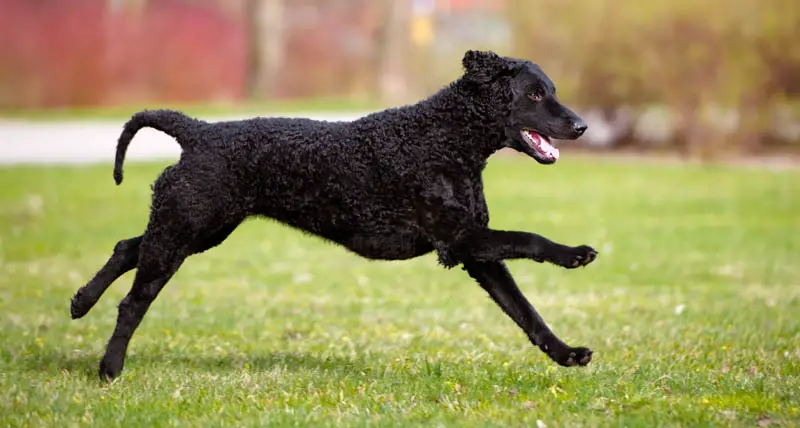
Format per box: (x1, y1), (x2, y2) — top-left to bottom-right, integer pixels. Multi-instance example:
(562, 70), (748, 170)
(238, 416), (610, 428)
(462, 50), (513, 83)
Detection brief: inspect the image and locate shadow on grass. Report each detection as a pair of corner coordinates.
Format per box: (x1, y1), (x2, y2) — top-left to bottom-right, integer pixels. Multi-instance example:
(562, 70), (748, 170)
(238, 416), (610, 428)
(17, 347), (379, 381)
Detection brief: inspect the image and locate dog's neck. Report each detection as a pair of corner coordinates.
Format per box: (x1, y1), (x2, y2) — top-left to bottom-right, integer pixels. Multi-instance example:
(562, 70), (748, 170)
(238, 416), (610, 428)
(420, 78), (510, 163)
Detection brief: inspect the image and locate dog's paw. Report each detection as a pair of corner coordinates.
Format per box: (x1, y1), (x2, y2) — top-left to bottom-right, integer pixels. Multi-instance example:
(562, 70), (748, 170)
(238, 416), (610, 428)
(549, 346), (593, 367)
(554, 245), (598, 269)
(70, 292), (91, 319)
(98, 356), (123, 381)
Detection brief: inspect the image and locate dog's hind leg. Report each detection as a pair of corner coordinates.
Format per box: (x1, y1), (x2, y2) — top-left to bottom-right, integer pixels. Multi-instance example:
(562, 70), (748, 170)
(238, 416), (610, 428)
(71, 235), (143, 319)
(464, 260), (593, 367)
(191, 222), (242, 255)
(98, 219), (243, 380)
(96, 168), (246, 379)
(98, 231), (188, 380)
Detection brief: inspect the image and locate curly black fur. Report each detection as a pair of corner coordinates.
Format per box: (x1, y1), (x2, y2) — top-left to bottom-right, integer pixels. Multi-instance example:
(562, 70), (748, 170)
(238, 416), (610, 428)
(71, 50), (598, 380)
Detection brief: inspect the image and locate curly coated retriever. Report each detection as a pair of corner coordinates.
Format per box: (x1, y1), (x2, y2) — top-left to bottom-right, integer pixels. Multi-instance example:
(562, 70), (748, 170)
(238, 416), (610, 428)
(71, 50), (598, 380)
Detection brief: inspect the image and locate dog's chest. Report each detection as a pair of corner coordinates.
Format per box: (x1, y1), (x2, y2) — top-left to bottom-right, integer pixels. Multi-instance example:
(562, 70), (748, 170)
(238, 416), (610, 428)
(453, 176), (490, 227)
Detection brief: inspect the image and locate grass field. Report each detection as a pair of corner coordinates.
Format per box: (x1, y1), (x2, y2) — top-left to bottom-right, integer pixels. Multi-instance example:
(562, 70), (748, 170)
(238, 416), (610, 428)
(0, 156), (798, 427)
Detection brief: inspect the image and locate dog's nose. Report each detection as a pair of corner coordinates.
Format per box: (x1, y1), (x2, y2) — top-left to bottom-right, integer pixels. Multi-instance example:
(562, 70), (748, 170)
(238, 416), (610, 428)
(572, 120), (588, 136)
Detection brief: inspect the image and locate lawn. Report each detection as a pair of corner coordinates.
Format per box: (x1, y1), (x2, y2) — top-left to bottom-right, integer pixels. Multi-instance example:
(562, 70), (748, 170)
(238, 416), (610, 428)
(0, 156), (798, 427)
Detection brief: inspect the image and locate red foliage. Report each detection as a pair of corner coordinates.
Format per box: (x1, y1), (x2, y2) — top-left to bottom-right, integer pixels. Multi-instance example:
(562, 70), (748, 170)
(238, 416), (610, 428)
(0, 0), (247, 109)
(275, 0), (378, 99)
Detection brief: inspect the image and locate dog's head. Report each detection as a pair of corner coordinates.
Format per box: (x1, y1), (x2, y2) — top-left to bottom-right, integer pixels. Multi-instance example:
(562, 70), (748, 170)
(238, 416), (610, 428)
(462, 50), (587, 164)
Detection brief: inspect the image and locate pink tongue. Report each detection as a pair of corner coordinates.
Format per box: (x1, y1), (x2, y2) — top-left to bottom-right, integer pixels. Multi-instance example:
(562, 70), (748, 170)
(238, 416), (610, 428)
(531, 132), (559, 159)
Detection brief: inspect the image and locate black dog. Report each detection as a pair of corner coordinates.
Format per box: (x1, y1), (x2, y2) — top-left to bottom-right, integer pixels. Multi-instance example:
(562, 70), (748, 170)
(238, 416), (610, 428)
(71, 50), (597, 380)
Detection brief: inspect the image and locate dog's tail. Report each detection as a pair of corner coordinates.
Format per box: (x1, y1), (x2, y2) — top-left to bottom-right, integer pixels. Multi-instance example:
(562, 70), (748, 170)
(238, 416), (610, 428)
(114, 109), (202, 185)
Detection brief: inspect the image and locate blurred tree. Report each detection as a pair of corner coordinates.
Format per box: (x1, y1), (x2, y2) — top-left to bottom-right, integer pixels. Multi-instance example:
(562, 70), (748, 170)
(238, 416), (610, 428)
(374, 0), (411, 105)
(108, 0), (146, 13)
(506, 0), (800, 156)
(245, 0), (285, 99)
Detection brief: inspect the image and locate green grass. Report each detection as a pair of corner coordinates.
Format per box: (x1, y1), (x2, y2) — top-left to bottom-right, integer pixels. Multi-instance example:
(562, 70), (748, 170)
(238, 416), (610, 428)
(0, 156), (798, 427)
(0, 98), (381, 121)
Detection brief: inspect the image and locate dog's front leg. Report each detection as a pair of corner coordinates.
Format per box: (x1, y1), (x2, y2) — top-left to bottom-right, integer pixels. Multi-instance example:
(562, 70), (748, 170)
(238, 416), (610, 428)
(464, 260), (593, 367)
(417, 175), (597, 269)
(462, 229), (598, 268)
(417, 177), (595, 366)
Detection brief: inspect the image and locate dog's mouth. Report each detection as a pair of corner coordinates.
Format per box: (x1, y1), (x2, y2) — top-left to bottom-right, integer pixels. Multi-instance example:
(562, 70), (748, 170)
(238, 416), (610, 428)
(520, 129), (559, 164)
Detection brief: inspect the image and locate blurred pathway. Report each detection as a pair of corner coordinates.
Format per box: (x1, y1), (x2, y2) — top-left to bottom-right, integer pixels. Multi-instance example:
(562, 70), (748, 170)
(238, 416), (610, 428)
(0, 112), (366, 165)
(1, 112), (796, 169)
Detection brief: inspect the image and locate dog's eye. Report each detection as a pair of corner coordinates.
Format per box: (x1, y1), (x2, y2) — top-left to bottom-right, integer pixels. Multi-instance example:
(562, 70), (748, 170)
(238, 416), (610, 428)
(528, 91), (543, 101)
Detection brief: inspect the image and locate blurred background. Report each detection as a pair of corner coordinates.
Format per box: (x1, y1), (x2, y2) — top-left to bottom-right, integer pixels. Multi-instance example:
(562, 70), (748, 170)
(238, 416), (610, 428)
(0, 0), (798, 160)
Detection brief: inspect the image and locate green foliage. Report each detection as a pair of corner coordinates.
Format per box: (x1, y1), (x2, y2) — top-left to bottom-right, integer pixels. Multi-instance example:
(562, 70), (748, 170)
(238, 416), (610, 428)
(508, 0), (800, 152)
(1, 157), (799, 426)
